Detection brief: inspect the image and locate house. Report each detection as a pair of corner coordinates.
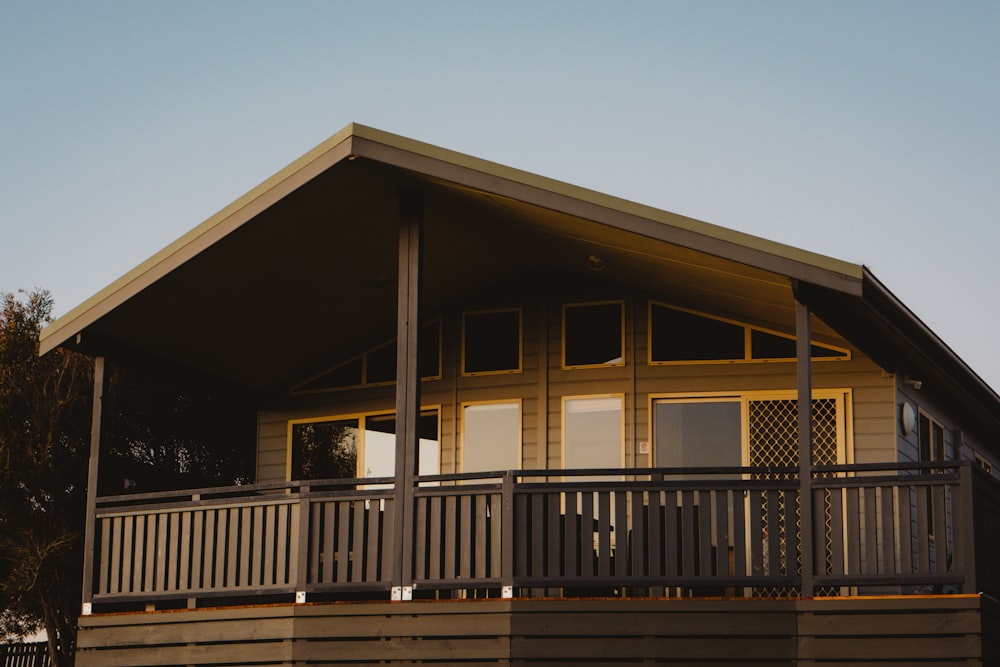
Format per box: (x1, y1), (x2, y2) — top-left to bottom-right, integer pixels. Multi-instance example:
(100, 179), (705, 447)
(41, 124), (1000, 665)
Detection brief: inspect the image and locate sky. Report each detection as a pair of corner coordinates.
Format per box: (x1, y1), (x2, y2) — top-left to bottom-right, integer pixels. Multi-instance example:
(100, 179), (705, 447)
(2, 1), (999, 390)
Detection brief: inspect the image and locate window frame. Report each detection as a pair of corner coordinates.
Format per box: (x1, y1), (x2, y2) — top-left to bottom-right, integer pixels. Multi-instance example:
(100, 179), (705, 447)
(290, 318), (443, 394)
(647, 300), (851, 366)
(461, 308), (523, 377)
(286, 406), (441, 482)
(917, 410), (947, 463)
(561, 300), (626, 370)
(458, 399), (522, 473)
(560, 393), (626, 471)
(648, 389), (853, 468)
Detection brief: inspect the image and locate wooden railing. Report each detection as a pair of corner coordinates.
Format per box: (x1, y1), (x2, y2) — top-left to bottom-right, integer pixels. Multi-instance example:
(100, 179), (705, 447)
(88, 462), (1000, 609)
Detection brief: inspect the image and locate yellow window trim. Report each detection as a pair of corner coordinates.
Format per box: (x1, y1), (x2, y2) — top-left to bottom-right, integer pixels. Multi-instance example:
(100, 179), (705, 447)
(647, 300), (851, 366)
(458, 399), (523, 473)
(461, 307), (524, 377)
(285, 405), (442, 481)
(560, 393), (627, 470)
(290, 318), (443, 394)
(561, 300), (626, 370)
(647, 389), (854, 468)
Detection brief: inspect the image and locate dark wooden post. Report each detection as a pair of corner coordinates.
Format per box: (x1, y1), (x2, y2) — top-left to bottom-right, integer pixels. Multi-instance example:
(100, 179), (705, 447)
(80, 356), (105, 615)
(501, 471), (515, 597)
(956, 461), (978, 594)
(292, 483), (310, 603)
(794, 298), (815, 596)
(391, 190), (423, 600)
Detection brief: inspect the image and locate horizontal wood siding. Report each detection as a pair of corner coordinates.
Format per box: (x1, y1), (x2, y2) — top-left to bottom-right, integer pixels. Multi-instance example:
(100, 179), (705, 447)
(76, 596), (990, 666)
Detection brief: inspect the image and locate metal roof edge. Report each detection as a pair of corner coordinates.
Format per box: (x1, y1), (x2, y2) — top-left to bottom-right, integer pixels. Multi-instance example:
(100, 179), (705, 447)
(861, 265), (1000, 405)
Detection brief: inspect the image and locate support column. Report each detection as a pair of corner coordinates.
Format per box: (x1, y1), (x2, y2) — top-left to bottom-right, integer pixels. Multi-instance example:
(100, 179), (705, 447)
(794, 297), (815, 596)
(81, 356), (105, 615)
(392, 190), (423, 599)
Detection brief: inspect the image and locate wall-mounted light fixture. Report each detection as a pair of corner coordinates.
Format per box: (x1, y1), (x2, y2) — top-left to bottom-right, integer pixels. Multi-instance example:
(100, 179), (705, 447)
(587, 255), (606, 272)
(900, 402), (917, 435)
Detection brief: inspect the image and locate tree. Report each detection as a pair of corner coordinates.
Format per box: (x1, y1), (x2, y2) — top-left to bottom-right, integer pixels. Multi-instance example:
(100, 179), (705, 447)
(0, 289), (91, 667)
(0, 289), (257, 666)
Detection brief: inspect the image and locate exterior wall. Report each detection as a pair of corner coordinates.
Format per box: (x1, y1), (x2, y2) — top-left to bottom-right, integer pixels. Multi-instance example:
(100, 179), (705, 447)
(897, 379), (998, 477)
(75, 596), (995, 666)
(257, 287), (897, 484)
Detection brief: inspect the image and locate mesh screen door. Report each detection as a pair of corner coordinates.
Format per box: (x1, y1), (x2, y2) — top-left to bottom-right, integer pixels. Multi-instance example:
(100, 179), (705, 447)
(748, 397), (842, 596)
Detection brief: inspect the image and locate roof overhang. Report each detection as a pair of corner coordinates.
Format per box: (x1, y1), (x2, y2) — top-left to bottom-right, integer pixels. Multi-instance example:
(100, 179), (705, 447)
(797, 268), (1000, 442)
(40, 123), (996, 435)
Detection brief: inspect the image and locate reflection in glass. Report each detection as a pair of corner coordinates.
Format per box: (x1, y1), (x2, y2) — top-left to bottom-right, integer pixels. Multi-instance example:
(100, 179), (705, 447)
(564, 303), (624, 367)
(291, 419), (359, 480)
(462, 402), (519, 473)
(655, 400), (742, 476)
(362, 412), (440, 480)
(291, 411), (439, 482)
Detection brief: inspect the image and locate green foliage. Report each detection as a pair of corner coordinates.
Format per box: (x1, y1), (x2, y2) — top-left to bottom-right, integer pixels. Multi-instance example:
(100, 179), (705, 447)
(99, 366), (256, 495)
(0, 289), (91, 666)
(291, 421), (358, 480)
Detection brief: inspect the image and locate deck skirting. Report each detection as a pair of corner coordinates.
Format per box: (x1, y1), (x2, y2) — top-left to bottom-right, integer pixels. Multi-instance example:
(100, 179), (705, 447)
(76, 594), (997, 666)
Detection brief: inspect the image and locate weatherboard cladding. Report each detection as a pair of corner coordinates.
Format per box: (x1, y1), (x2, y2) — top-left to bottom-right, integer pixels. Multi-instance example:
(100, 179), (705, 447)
(256, 291), (891, 484)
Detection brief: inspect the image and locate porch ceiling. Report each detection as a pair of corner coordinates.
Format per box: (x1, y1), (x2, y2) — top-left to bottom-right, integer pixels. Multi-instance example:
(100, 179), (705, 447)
(40, 124), (867, 400)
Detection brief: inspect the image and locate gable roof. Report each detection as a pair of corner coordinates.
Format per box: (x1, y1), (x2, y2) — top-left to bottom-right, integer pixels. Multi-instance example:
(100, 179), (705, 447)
(37, 123), (1000, 441)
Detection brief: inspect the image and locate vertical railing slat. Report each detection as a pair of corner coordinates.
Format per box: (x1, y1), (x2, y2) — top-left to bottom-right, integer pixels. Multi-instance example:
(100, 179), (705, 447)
(178, 512), (191, 591)
(881, 487), (896, 575)
(366, 499), (381, 582)
(564, 491), (578, 578)
(429, 496), (442, 580)
(932, 483), (947, 574)
(699, 490), (713, 577)
(632, 490), (646, 579)
(829, 488), (844, 577)
(716, 490), (731, 578)
(547, 492), (561, 579)
(336, 502), (350, 583)
(475, 494), (488, 579)
(460, 494), (473, 580)
(444, 495), (457, 580)
(845, 488), (860, 575)
(580, 492), (594, 577)
(665, 490), (679, 578)
(732, 489), (746, 578)
(681, 490), (695, 577)
(351, 500), (366, 583)
(597, 492), (612, 578)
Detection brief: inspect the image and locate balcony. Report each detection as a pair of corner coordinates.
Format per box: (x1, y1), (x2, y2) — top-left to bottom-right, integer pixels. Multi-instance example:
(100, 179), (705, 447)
(86, 461), (1000, 611)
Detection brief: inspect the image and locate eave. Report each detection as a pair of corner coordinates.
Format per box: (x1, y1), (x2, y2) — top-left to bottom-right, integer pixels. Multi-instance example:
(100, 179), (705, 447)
(37, 122), (999, 440)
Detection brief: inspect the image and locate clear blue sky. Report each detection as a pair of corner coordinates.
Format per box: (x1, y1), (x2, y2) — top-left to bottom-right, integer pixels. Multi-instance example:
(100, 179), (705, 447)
(2, 1), (999, 390)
